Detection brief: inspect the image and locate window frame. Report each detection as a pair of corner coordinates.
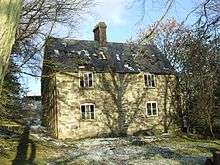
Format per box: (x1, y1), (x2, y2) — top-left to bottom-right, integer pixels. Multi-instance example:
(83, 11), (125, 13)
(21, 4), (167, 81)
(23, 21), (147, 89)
(144, 73), (156, 88)
(146, 101), (158, 117)
(80, 103), (96, 120)
(79, 72), (94, 88)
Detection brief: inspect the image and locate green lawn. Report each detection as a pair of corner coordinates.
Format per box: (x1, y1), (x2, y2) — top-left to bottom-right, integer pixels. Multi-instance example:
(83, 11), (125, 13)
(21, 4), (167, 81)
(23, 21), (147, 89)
(0, 132), (219, 165)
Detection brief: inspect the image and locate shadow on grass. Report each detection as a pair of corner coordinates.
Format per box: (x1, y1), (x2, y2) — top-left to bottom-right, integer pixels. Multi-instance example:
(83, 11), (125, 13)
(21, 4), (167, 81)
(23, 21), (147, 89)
(196, 145), (220, 156)
(143, 145), (207, 164)
(48, 153), (89, 165)
(12, 125), (36, 165)
(48, 137), (208, 165)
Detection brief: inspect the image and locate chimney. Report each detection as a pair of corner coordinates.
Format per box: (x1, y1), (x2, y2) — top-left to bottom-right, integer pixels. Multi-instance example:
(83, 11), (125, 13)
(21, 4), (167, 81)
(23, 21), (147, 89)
(93, 22), (107, 47)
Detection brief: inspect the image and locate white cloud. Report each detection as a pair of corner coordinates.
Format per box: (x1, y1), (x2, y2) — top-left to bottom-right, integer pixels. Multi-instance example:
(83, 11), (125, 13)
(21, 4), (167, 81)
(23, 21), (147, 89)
(93, 0), (129, 26)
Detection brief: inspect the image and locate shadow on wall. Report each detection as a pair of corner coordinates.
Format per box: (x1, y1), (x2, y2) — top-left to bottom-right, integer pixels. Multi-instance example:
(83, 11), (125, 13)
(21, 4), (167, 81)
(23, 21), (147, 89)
(12, 125), (36, 165)
(99, 72), (172, 137)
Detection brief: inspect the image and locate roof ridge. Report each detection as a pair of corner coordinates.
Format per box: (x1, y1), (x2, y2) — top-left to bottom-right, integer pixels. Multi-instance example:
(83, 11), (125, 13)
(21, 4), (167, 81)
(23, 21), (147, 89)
(47, 36), (130, 45)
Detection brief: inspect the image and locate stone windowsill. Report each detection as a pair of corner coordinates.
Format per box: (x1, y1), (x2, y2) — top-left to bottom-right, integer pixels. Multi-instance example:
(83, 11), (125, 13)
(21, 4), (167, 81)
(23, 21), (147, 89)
(144, 86), (156, 89)
(79, 86), (95, 90)
(79, 119), (97, 122)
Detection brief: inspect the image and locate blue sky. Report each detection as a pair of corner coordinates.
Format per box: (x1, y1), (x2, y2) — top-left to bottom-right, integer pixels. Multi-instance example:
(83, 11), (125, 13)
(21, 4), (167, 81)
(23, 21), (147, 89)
(24, 0), (199, 96)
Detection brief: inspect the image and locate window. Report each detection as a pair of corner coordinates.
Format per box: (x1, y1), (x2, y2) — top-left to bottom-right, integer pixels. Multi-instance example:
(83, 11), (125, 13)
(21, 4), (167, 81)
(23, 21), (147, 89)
(80, 72), (93, 88)
(144, 73), (156, 88)
(80, 103), (95, 120)
(146, 102), (158, 116)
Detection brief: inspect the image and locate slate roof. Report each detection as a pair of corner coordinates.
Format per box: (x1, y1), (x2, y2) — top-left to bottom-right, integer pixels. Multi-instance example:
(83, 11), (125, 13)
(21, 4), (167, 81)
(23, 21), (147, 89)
(44, 37), (174, 74)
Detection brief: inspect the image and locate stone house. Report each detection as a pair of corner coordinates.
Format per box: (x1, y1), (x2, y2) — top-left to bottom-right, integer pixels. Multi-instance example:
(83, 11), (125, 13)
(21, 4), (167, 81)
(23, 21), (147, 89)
(41, 22), (175, 139)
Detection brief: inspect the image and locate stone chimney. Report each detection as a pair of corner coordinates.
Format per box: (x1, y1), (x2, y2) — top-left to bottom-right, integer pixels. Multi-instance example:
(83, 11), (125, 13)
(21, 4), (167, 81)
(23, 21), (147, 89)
(93, 22), (107, 47)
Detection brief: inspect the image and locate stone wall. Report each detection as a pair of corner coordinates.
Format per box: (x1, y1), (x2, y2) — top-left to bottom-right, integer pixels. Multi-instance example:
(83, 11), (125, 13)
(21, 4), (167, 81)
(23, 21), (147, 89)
(54, 71), (175, 139)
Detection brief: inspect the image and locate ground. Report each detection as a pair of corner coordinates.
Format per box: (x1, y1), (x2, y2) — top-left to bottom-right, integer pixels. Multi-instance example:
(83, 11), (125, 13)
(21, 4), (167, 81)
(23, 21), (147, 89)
(0, 129), (220, 165)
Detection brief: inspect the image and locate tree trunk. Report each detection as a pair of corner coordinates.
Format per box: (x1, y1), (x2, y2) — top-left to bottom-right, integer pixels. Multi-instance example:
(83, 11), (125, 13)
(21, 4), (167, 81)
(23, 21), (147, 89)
(0, 0), (22, 93)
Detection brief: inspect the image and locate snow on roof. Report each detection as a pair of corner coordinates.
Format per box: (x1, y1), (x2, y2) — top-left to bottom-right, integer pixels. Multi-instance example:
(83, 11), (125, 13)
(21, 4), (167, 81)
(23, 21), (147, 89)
(116, 54), (121, 61)
(124, 64), (135, 71)
(54, 49), (59, 55)
(99, 51), (106, 59)
(45, 38), (175, 74)
(79, 66), (85, 69)
(81, 50), (91, 59)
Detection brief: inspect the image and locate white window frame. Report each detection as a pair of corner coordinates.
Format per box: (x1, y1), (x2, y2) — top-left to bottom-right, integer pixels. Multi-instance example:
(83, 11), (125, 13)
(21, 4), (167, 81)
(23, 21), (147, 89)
(80, 103), (95, 120)
(79, 72), (93, 88)
(144, 73), (156, 88)
(146, 101), (158, 117)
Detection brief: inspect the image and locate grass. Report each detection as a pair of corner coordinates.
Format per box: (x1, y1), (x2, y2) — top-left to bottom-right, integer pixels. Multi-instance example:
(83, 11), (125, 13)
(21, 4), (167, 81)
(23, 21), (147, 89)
(0, 132), (219, 165)
(0, 134), (66, 165)
(154, 136), (220, 156)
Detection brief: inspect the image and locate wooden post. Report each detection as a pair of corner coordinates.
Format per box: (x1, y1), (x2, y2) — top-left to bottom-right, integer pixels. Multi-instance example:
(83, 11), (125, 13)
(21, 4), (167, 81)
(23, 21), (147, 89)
(205, 158), (213, 165)
(213, 151), (220, 165)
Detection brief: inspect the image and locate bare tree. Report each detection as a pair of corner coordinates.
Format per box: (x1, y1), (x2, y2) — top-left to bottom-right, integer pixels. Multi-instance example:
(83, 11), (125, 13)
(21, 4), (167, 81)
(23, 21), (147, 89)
(130, 0), (175, 43)
(141, 19), (219, 137)
(197, 0), (220, 34)
(13, 0), (95, 76)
